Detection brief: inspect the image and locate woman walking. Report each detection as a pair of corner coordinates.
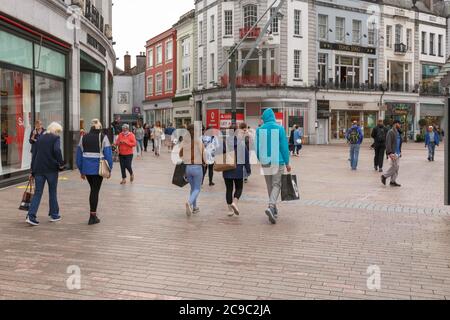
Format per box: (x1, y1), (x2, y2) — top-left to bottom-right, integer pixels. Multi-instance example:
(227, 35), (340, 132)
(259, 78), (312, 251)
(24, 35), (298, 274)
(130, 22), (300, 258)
(223, 124), (251, 217)
(153, 121), (163, 157)
(26, 122), (65, 226)
(134, 123), (145, 159)
(76, 119), (113, 225)
(143, 123), (150, 152)
(116, 124), (136, 185)
(202, 127), (218, 186)
(180, 124), (206, 217)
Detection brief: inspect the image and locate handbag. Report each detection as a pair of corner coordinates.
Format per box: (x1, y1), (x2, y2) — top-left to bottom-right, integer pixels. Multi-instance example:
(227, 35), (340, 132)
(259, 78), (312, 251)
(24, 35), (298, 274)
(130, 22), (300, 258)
(172, 163), (188, 188)
(214, 151), (237, 172)
(98, 133), (111, 179)
(296, 138), (302, 145)
(281, 174), (300, 202)
(19, 178), (34, 211)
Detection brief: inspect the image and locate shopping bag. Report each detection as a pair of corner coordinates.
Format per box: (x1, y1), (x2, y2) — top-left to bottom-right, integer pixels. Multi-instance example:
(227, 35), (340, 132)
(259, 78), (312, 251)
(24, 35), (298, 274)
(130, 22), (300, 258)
(19, 178), (34, 211)
(281, 174), (300, 202)
(214, 151), (236, 172)
(172, 163), (188, 188)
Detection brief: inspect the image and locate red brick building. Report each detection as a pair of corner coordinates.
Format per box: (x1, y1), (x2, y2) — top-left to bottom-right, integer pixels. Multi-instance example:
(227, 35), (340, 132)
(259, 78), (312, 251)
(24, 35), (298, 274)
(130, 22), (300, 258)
(143, 28), (177, 125)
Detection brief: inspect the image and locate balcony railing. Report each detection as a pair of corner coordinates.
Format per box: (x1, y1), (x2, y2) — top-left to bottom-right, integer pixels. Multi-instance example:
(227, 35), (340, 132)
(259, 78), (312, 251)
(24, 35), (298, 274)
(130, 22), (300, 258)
(239, 27), (261, 40)
(221, 74), (282, 87)
(315, 80), (417, 93)
(419, 83), (447, 96)
(394, 43), (407, 54)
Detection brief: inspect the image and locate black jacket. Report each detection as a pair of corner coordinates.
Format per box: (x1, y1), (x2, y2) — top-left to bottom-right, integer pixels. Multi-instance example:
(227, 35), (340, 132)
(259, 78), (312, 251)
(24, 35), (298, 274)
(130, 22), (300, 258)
(31, 133), (64, 176)
(371, 125), (387, 147)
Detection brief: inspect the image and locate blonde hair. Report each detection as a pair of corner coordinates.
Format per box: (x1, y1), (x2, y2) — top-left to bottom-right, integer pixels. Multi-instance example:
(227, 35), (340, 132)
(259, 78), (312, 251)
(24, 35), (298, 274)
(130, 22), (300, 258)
(47, 122), (63, 135)
(91, 119), (103, 130)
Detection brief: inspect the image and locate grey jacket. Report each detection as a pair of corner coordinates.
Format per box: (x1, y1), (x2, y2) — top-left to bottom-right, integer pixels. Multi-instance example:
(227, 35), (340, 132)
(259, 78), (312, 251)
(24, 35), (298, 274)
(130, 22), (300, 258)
(385, 127), (398, 156)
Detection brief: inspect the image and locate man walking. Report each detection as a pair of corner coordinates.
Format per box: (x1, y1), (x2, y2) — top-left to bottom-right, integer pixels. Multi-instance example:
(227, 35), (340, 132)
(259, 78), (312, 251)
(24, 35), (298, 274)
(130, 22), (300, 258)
(371, 119), (387, 172)
(256, 108), (292, 225)
(425, 126), (440, 162)
(346, 121), (364, 170)
(381, 120), (402, 187)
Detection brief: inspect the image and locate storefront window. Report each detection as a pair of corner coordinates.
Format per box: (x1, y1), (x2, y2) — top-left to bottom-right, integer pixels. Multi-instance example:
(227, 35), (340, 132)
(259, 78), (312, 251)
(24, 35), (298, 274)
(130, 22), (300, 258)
(81, 72), (101, 91)
(0, 30), (33, 69)
(0, 68), (32, 175)
(80, 93), (101, 131)
(34, 44), (66, 78)
(335, 56), (361, 89)
(35, 76), (65, 152)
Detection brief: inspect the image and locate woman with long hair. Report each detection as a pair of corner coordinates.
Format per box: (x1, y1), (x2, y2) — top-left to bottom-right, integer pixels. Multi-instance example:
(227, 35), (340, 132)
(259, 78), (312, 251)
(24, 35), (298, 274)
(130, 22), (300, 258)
(134, 122), (145, 159)
(153, 121), (163, 157)
(179, 124), (206, 216)
(76, 119), (113, 225)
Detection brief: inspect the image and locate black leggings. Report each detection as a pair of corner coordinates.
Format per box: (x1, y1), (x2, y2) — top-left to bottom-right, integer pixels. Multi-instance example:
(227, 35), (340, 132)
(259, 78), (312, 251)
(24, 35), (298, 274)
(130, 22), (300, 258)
(224, 178), (244, 205)
(119, 155), (134, 179)
(86, 175), (103, 213)
(203, 164), (214, 184)
(374, 146), (386, 169)
(143, 136), (149, 151)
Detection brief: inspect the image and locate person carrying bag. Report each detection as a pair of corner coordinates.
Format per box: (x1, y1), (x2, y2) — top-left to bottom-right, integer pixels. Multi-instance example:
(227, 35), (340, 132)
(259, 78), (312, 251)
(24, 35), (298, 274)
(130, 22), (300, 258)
(281, 174), (300, 202)
(19, 178), (34, 211)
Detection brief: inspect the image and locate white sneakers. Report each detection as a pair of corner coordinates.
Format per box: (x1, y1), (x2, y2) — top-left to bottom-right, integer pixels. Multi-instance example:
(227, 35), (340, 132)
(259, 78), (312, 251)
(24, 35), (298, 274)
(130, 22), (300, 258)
(228, 199), (240, 217)
(227, 205), (235, 217)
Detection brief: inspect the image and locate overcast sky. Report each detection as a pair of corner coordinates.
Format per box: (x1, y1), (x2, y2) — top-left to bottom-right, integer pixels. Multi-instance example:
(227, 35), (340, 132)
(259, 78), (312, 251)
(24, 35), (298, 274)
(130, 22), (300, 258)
(113, 0), (195, 68)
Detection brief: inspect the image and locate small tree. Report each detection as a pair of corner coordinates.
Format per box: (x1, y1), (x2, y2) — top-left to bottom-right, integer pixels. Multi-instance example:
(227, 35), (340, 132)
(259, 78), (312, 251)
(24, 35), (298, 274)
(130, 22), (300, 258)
(418, 119), (428, 129)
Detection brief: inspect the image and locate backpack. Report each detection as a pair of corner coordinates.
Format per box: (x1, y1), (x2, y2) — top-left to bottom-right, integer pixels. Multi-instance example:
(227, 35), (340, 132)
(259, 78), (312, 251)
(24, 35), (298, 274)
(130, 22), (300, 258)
(376, 127), (386, 144)
(347, 127), (360, 144)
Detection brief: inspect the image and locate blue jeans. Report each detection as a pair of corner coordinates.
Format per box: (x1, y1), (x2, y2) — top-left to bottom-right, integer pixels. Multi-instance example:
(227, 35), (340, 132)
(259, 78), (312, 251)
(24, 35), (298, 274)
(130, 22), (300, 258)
(428, 143), (436, 160)
(28, 172), (59, 220)
(136, 139), (144, 154)
(349, 144), (361, 169)
(185, 165), (203, 208)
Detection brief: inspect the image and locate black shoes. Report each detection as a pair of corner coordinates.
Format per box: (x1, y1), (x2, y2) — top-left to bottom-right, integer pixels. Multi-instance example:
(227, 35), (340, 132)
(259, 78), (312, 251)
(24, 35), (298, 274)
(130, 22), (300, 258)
(89, 215), (101, 225)
(374, 166), (378, 171)
(265, 207), (277, 225)
(209, 182), (215, 186)
(379, 168), (383, 173)
(381, 175), (387, 186)
(390, 182), (402, 187)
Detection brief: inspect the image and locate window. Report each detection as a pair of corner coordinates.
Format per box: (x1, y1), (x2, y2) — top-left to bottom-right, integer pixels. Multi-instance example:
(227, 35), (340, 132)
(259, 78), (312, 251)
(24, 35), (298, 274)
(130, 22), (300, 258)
(336, 17), (345, 42)
(244, 4), (257, 28)
(317, 53), (327, 86)
(224, 10), (233, 36)
(147, 76), (153, 96)
(34, 45), (66, 78)
(368, 22), (375, 46)
(438, 34), (443, 57)
(0, 30), (33, 69)
(395, 24), (402, 44)
(165, 70), (173, 92)
(210, 15), (215, 41)
(386, 25), (392, 48)
(368, 58), (376, 88)
(318, 14), (328, 40)
(430, 33), (435, 55)
(352, 20), (361, 44)
(294, 50), (301, 79)
(406, 29), (412, 51)
(156, 45), (162, 65)
(181, 38), (190, 57)
(166, 40), (173, 61)
(198, 57), (203, 85)
(156, 73), (163, 93)
(198, 21), (203, 45)
(147, 49), (153, 68)
(422, 32), (427, 54)
(294, 10), (301, 36)
(270, 8), (279, 34)
(210, 53), (215, 83)
(182, 67), (191, 90)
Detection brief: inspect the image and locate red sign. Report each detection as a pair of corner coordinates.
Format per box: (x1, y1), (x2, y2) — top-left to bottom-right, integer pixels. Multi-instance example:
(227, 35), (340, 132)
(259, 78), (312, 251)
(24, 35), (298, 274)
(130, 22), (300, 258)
(206, 109), (220, 129)
(220, 113), (245, 129)
(275, 112), (284, 126)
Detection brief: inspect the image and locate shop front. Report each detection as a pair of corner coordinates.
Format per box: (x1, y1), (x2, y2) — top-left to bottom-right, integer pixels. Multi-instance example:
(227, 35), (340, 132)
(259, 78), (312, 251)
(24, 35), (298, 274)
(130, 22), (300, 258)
(420, 103), (445, 130)
(173, 98), (193, 128)
(0, 25), (69, 184)
(143, 99), (173, 126)
(330, 101), (379, 140)
(385, 102), (416, 141)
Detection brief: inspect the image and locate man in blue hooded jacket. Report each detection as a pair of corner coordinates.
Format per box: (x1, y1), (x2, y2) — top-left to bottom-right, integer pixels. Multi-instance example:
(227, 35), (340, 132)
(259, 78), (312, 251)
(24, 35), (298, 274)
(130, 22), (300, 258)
(256, 108), (292, 225)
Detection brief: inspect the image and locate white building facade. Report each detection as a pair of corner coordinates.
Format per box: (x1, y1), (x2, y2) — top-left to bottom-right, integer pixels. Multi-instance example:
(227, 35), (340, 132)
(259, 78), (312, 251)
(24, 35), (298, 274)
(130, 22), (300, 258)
(0, 0), (116, 186)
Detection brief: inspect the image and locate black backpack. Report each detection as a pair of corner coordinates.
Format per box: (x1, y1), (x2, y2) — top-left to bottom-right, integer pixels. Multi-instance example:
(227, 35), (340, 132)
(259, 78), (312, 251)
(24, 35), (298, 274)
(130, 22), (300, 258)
(376, 127), (386, 144)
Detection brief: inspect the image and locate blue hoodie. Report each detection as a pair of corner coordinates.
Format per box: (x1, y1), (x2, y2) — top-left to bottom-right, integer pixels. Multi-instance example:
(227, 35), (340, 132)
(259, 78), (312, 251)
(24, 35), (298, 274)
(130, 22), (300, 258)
(256, 108), (290, 166)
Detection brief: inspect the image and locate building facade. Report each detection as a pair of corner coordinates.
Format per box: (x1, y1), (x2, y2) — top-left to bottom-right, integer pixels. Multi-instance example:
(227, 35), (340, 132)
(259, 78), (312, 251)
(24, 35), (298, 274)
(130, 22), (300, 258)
(143, 28), (177, 126)
(193, 0), (315, 141)
(173, 10), (195, 128)
(0, 0), (116, 187)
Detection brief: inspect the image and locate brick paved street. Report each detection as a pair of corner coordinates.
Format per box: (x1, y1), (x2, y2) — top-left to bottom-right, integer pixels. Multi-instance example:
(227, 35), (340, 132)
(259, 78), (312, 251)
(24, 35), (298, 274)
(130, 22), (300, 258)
(0, 143), (449, 300)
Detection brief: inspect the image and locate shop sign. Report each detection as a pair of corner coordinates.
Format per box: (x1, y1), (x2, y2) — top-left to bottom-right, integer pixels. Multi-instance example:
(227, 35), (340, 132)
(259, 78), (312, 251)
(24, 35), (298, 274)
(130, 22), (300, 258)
(220, 113), (245, 128)
(275, 112), (284, 126)
(132, 107), (141, 114)
(320, 42), (376, 55)
(206, 109), (220, 129)
(386, 103), (415, 116)
(289, 116), (304, 128)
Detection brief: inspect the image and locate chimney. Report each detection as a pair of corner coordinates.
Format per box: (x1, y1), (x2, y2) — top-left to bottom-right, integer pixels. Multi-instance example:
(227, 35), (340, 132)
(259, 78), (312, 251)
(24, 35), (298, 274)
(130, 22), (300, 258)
(124, 51), (131, 73)
(136, 52), (146, 74)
